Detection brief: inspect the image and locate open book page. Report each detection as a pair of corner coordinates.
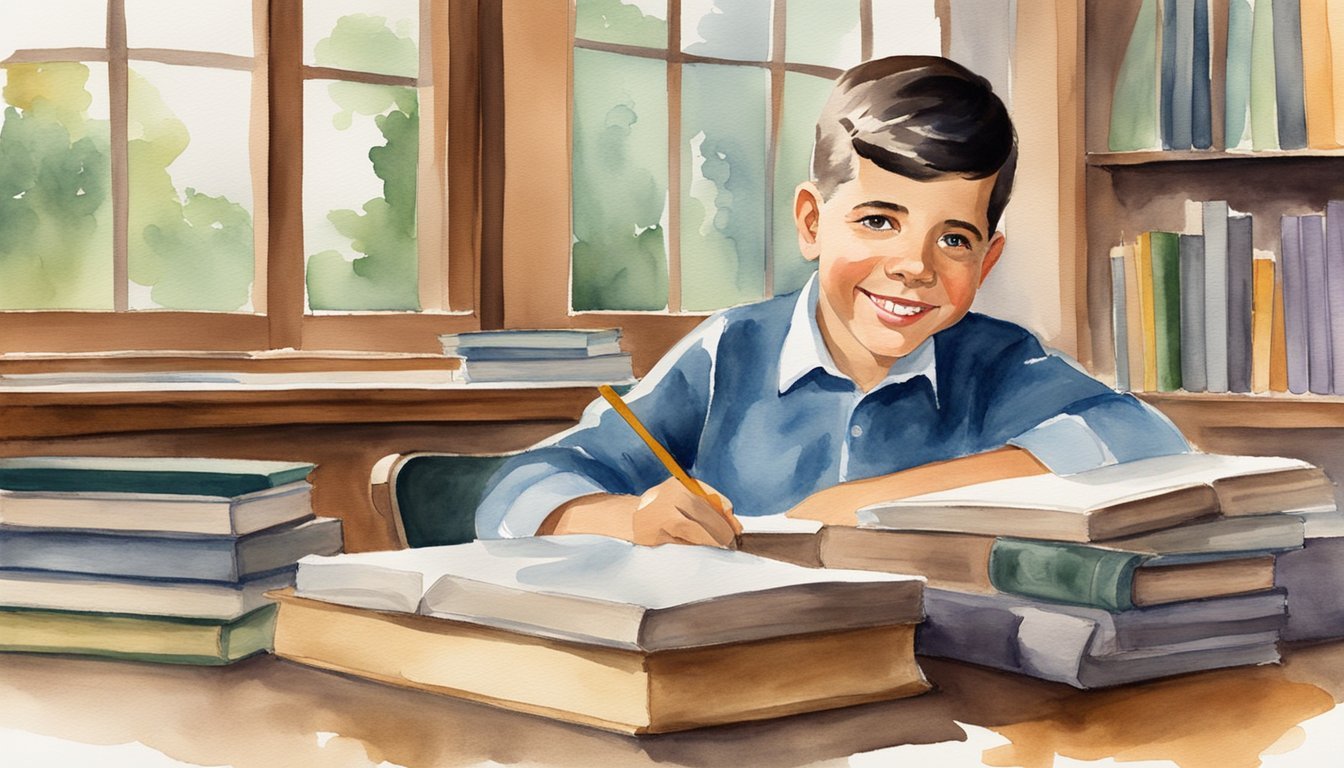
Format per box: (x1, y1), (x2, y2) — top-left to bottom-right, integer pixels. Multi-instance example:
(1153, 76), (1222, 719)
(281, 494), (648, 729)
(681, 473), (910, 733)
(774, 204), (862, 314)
(861, 453), (1316, 518)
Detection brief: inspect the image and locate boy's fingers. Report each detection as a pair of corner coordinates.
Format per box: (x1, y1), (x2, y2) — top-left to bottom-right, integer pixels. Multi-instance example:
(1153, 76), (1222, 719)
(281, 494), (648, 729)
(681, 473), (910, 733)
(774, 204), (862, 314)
(658, 516), (726, 548)
(673, 499), (738, 547)
(691, 480), (743, 536)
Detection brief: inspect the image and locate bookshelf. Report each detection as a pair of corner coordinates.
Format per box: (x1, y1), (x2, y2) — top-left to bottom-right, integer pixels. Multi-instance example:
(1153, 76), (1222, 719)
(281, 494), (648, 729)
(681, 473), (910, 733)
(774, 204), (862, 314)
(1082, 0), (1344, 407)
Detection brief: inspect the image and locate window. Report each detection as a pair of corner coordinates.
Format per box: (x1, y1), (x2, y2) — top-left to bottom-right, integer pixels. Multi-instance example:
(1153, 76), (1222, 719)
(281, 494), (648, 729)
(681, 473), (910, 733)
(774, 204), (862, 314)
(0, 0), (480, 353)
(570, 0), (945, 313)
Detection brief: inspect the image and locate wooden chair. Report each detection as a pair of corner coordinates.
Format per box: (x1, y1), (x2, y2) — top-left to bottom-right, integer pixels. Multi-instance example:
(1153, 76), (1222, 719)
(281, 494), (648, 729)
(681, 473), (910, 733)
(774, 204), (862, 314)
(370, 452), (517, 548)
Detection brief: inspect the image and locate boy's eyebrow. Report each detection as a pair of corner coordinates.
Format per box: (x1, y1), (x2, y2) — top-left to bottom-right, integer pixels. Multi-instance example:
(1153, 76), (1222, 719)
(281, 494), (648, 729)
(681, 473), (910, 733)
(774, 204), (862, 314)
(944, 219), (985, 242)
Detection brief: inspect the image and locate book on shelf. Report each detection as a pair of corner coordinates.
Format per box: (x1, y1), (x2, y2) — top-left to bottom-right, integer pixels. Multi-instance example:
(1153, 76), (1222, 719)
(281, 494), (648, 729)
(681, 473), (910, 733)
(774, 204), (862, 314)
(1227, 212), (1255, 392)
(0, 517), (343, 582)
(1332, 0), (1344, 145)
(1329, 201), (1344, 391)
(439, 328), (622, 353)
(1225, 0), (1255, 149)
(1271, 249), (1291, 391)
(1124, 240), (1147, 390)
(1251, 0), (1281, 150)
(1193, 0), (1215, 148)
(1203, 201), (1231, 393)
(1138, 232), (1161, 391)
(0, 457), (315, 498)
(458, 354), (636, 385)
(855, 453), (1335, 543)
(1300, 0), (1339, 148)
(1301, 212), (1334, 393)
(1111, 245), (1134, 391)
(277, 535), (929, 733)
(1150, 230), (1183, 391)
(1273, 0), (1310, 149)
(1109, 0), (1162, 151)
(821, 523), (1290, 612)
(916, 588), (1284, 689)
(1282, 214), (1312, 393)
(0, 603), (276, 665)
(0, 568), (296, 621)
(1252, 250), (1277, 392)
(0, 481), (313, 536)
(1178, 229), (1208, 392)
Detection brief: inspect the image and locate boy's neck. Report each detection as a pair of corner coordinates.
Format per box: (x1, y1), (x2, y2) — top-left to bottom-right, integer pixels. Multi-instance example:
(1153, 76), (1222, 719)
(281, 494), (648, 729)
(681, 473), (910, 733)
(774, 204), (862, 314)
(814, 306), (898, 393)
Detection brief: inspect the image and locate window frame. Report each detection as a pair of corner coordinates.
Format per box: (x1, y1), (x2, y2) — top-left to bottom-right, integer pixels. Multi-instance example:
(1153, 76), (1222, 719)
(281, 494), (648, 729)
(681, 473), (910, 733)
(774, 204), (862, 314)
(0, 0), (486, 355)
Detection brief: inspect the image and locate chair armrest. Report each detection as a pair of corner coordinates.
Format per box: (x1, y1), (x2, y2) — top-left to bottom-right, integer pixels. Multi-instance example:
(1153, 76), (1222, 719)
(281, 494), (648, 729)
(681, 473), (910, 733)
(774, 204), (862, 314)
(370, 453), (406, 547)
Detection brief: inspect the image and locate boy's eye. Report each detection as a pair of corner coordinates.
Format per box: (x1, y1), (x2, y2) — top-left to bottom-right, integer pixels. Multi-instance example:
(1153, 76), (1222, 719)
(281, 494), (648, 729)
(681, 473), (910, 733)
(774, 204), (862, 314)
(857, 215), (895, 231)
(940, 233), (973, 250)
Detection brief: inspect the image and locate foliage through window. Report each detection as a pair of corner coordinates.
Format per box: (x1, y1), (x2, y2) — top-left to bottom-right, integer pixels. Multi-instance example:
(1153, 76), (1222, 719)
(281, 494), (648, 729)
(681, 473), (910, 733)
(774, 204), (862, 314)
(570, 0), (944, 313)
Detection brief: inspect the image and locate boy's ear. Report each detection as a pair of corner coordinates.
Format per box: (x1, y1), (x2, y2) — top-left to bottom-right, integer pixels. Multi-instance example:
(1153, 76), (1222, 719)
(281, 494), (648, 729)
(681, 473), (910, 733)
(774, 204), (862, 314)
(794, 182), (824, 262)
(978, 232), (1007, 285)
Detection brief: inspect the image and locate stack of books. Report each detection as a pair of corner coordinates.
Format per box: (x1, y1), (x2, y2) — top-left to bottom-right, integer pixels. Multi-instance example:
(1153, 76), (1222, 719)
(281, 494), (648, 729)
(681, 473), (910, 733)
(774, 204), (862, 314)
(0, 457), (344, 664)
(1109, 0), (1341, 152)
(801, 452), (1341, 688)
(1111, 199), (1344, 395)
(273, 535), (929, 733)
(439, 329), (635, 384)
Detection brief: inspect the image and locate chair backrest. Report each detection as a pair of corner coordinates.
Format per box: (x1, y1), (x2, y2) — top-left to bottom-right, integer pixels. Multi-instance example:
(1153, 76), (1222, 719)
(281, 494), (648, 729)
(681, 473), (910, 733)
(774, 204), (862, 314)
(387, 453), (515, 548)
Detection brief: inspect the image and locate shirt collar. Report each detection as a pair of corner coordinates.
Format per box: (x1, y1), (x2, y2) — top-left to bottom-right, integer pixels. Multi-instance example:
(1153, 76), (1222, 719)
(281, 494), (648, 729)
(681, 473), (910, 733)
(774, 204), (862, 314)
(777, 273), (939, 402)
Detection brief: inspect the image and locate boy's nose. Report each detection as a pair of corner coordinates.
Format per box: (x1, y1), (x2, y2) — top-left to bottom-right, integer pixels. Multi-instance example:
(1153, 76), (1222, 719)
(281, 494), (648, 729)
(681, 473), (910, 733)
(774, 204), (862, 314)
(881, 242), (936, 287)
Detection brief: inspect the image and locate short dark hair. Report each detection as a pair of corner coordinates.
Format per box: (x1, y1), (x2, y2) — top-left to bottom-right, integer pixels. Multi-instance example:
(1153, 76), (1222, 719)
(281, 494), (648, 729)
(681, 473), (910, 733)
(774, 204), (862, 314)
(812, 56), (1017, 232)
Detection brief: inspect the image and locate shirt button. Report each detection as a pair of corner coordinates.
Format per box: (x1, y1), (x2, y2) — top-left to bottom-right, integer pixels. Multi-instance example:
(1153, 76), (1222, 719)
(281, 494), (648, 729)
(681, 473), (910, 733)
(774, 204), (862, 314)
(850, 424), (863, 438)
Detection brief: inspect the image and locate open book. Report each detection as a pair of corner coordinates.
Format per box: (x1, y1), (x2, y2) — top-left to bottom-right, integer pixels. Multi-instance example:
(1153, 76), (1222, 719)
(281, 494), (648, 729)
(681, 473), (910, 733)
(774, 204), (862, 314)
(858, 453), (1335, 542)
(293, 534), (921, 651)
(277, 535), (930, 733)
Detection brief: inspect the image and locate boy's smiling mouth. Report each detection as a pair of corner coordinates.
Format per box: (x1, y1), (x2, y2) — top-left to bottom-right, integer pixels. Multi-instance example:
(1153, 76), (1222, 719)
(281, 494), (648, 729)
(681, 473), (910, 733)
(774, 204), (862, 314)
(859, 288), (935, 325)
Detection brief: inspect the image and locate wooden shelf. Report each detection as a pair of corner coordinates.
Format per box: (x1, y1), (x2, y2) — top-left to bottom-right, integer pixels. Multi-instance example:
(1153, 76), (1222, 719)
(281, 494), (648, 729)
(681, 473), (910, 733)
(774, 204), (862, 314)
(0, 385), (601, 440)
(1088, 149), (1344, 167)
(1138, 392), (1344, 429)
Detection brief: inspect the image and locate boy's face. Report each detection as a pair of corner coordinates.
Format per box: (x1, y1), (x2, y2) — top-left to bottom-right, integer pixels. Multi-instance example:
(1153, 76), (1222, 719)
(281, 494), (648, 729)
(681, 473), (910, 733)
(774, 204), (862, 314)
(795, 157), (1005, 366)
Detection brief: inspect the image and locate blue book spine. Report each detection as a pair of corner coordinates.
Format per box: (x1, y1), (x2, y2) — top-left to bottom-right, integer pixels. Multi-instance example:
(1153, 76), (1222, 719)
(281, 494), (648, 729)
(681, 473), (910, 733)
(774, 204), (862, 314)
(1272, 0), (1309, 149)
(1162, 0), (1181, 149)
(1111, 250), (1132, 391)
(1180, 234), (1208, 391)
(1192, 0), (1214, 148)
(1226, 214), (1255, 392)
(1301, 213), (1333, 393)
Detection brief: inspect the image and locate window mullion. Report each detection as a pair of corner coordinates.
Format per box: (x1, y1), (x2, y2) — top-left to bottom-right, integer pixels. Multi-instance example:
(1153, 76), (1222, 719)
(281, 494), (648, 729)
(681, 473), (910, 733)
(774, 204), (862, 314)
(765, 0), (788, 299)
(667, 0), (683, 314)
(108, 0), (129, 312)
(268, 0), (304, 348)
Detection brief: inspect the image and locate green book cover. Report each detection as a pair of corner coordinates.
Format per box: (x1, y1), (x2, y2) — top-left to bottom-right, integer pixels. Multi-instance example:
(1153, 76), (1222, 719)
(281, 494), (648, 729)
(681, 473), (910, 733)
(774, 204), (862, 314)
(0, 603), (277, 665)
(988, 538), (1145, 612)
(1149, 231), (1183, 391)
(1250, 0), (1280, 149)
(1109, 0), (1161, 151)
(0, 457), (315, 497)
(1225, 0), (1254, 148)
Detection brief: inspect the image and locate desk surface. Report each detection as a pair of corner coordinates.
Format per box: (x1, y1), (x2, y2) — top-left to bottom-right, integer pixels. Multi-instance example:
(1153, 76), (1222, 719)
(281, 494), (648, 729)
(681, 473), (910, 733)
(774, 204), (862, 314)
(3, 642), (1343, 768)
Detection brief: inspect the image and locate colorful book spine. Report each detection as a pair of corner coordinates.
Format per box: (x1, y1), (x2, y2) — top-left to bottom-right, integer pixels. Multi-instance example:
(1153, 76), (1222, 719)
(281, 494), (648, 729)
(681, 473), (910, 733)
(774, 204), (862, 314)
(1170, 0), (1197, 149)
(1204, 202), (1231, 392)
(1211, 0), (1232, 150)
(1301, 0), (1339, 148)
(1252, 252), (1276, 392)
(1112, 246), (1133, 390)
(1328, 201), (1344, 392)
(1251, 0), (1281, 149)
(1331, 0), (1344, 146)
(1193, 0), (1215, 148)
(1151, 231), (1184, 391)
(1281, 214), (1310, 393)
(1163, 0), (1183, 149)
(1227, 213), (1255, 392)
(1124, 241), (1148, 391)
(988, 539), (1145, 612)
(1226, 0), (1256, 148)
(1180, 233), (1209, 391)
(1301, 213), (1333, 393)
(1111, 0), (1163, 151)
(1272, 0), (1309, 149)
(1138, 233), (1161, 391)
(1271, 248), (1291, 391)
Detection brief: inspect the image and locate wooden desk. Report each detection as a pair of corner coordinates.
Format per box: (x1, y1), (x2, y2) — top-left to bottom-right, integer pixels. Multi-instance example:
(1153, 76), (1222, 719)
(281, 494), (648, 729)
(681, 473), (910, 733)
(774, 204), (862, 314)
(3, 642), (1342, 767)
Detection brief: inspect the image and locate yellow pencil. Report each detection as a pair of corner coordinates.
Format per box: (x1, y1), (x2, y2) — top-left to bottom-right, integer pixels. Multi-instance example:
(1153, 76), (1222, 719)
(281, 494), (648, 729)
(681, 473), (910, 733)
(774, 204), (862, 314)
(597, 385), (741, 535)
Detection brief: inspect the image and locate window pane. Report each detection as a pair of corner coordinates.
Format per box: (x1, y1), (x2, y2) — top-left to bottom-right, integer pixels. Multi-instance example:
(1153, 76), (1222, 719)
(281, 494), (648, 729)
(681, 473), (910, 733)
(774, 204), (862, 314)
(575, 0), (668, 48)
(304, 80), (420, 312)
(571, 48), (668, 312)
(682, 0), (771, 62)
(125, 0), (253, 57)
(0, 62), (113, 310)
(0, 1), (106, 53)
(305, 1), (419, 79)
(773, 72), (831, 296)
(127, 63), (255, 311)
(784, 0), (861, 69)
(871, 0), (943, 58)
(680, 63), (766, 311)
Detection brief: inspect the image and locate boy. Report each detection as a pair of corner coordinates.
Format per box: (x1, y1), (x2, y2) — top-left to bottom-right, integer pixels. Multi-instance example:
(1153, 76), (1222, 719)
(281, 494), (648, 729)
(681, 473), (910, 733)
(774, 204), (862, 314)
(476, 56), (1188, 546)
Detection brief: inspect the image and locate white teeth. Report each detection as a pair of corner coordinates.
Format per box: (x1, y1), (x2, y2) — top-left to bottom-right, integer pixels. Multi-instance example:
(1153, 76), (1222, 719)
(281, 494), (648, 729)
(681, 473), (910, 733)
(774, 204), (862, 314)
(873, 295), (924, 317)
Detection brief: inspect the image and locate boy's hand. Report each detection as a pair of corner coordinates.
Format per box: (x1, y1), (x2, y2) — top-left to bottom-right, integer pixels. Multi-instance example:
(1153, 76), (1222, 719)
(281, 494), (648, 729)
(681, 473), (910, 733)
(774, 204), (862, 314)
(538, 478), (739, 548)
(784, 486), (859, 526)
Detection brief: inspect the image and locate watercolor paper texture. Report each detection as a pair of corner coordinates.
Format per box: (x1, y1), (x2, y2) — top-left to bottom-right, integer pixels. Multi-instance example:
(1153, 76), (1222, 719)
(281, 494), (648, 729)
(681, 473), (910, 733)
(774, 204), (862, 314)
(1, 1), (1344, 766)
